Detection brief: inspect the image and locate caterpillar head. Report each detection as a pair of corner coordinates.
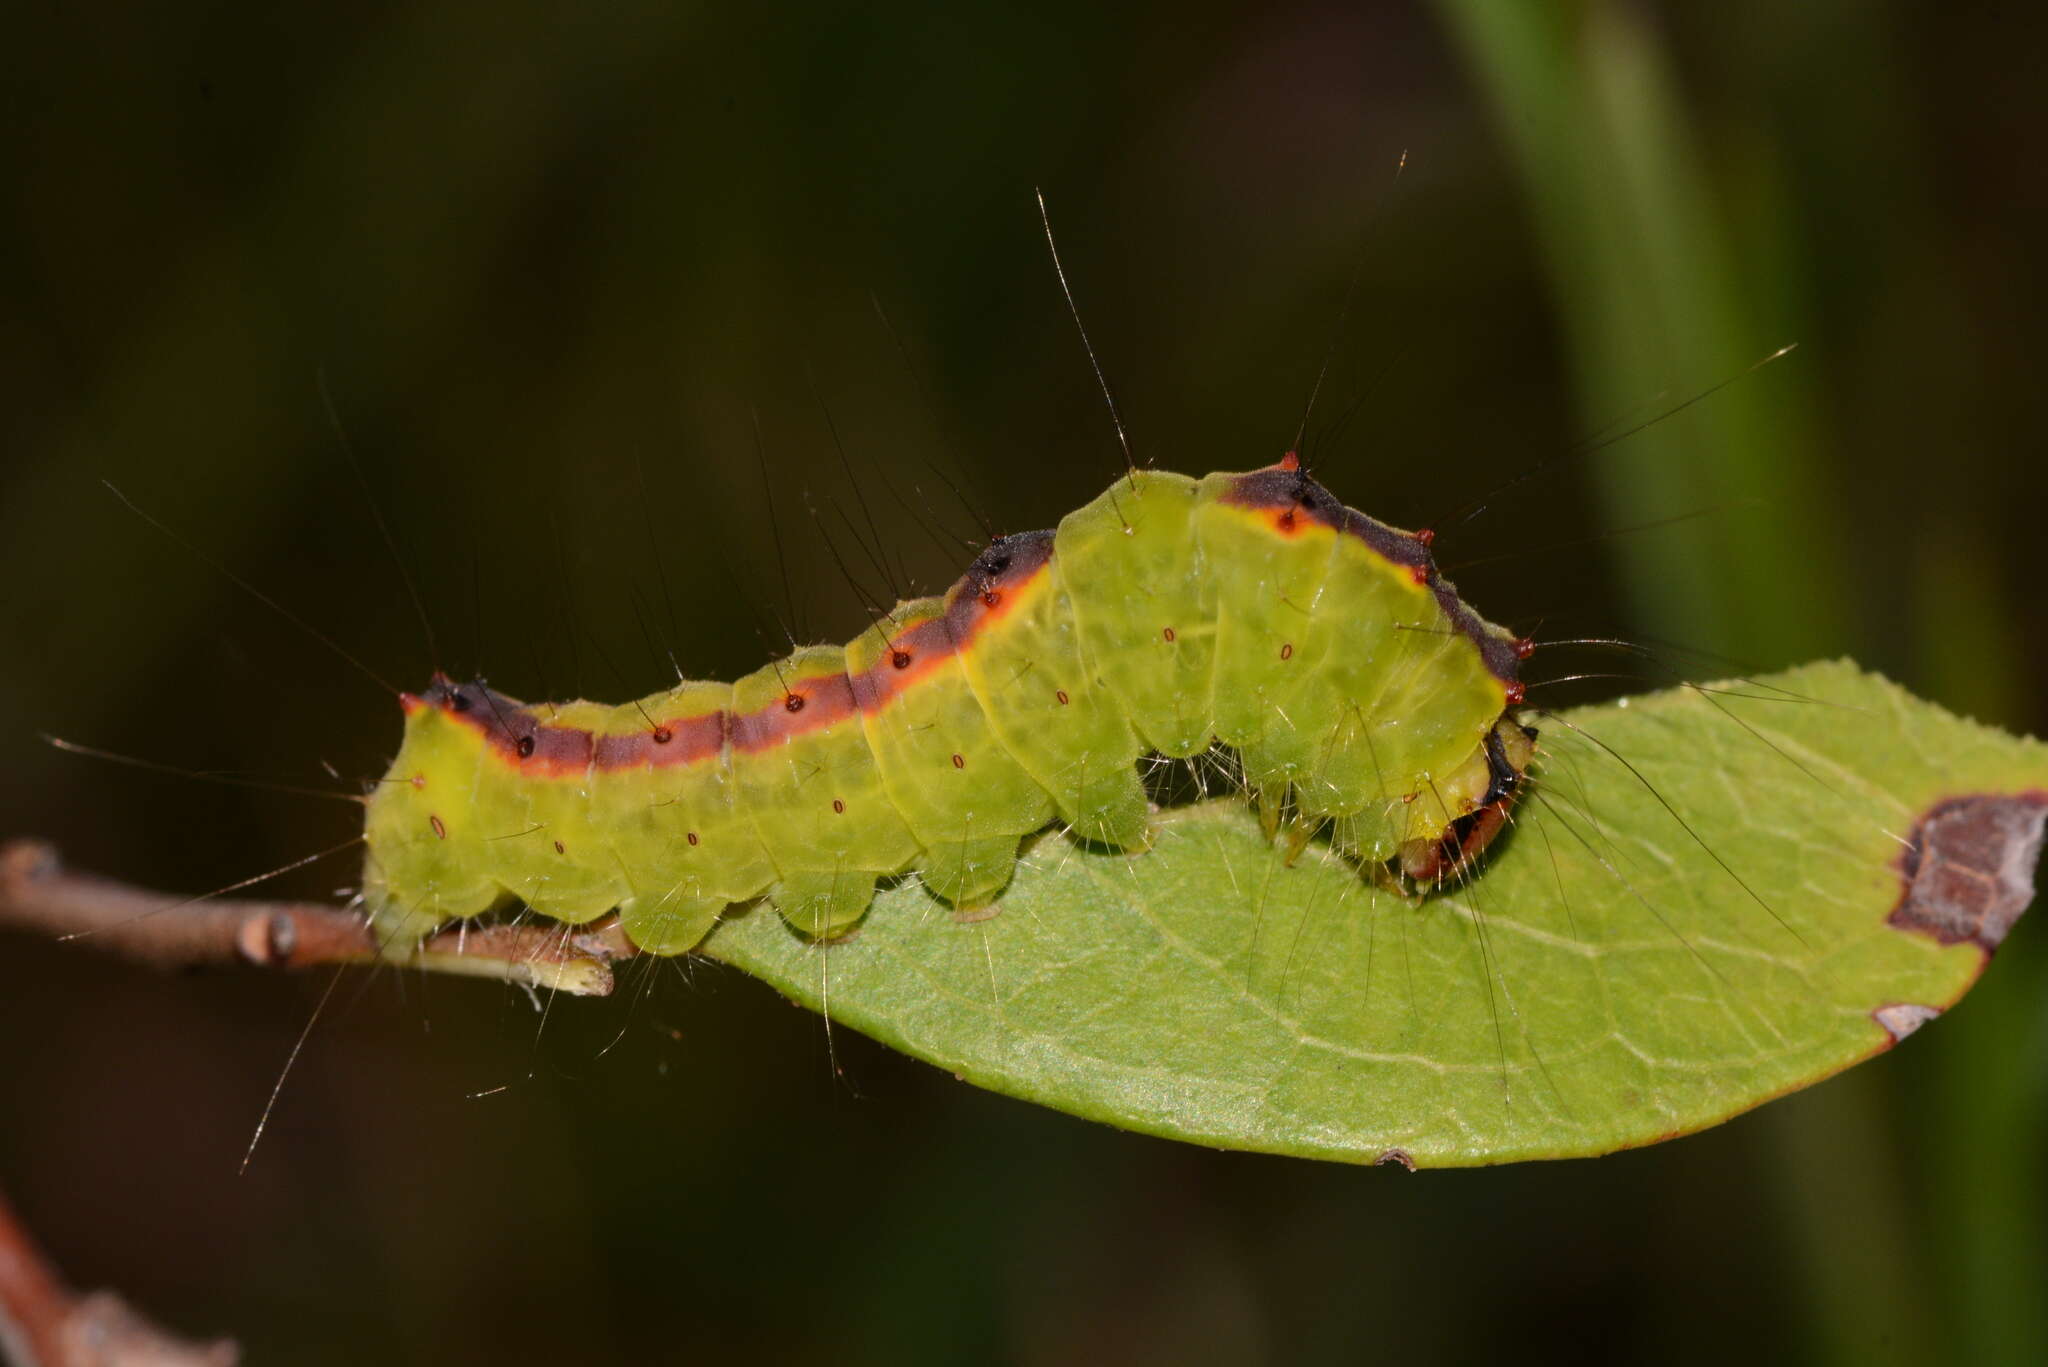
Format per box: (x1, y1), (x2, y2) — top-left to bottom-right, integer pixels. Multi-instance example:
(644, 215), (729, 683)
(1393, 718), (1539, 887)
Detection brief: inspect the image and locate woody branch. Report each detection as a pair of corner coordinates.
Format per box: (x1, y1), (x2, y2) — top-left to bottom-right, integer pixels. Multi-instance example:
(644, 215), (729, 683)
(0, 840), (635, 996)
(0, 1186), (237, 1367)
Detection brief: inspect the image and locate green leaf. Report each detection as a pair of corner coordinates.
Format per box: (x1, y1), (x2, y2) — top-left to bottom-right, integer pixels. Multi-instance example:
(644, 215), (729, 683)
(702, 661), (2047, 1166)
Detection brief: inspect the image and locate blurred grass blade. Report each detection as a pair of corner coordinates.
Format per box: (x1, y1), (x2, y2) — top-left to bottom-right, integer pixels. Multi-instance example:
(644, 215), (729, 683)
(1434, 0), (1849, 666)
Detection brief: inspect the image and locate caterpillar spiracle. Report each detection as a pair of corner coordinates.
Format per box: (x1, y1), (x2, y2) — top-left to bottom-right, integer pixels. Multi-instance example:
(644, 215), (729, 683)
(365, 454), (1535, 957)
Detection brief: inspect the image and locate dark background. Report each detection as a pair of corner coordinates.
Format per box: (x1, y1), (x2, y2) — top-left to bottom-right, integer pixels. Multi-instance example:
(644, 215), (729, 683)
(3, 2), (2044, 1362)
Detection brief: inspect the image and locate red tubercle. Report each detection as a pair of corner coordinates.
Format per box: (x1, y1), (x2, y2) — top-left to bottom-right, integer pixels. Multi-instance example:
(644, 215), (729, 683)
(730, 668), (860, 753)
(399, 692), (425, 717)
(1414, 527), (1435, 548)
(1514, 637), (1537, 660)
(854, 611), (960, 712)
(1278, 450), (1300, 472)
(647, 714), (724, 765)
(1504, 682), (1526, 705)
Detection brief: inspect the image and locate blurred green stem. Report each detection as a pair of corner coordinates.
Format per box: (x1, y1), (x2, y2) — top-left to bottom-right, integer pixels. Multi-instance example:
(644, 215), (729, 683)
(1434, 0), (1846, 665)
(1435, 3), (1926, 1362)
(1915, 532), (2048, 1363)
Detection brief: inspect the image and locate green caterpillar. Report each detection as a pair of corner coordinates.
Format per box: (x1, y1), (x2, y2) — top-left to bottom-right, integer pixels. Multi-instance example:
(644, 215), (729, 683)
(363, 455), (1535, 955)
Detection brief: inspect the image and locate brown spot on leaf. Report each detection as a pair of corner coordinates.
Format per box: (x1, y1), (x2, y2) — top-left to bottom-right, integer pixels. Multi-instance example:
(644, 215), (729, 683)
(1889, 792), (2048, 953)
(1872, 1003), (1942, 1046)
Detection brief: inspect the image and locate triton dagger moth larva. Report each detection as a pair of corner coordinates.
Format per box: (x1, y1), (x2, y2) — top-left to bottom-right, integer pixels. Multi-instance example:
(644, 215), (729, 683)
(363, 454), (1535, 958)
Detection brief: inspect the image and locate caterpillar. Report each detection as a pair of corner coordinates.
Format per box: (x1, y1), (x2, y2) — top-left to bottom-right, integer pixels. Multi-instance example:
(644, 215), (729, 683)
(364, 454), (1536, 957)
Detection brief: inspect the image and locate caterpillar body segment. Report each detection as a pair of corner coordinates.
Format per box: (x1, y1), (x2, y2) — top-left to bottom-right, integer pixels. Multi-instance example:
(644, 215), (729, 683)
(1056, 470), (1219, 758)
(361, 458), (1530, 956)
(843, 588), (1055, 909)
(949, 531), (1152, 852)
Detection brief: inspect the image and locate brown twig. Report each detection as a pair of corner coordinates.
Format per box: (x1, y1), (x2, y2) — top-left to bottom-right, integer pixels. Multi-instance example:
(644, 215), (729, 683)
(0, 840), (636, 996)
(0, 1185), (237, 1367)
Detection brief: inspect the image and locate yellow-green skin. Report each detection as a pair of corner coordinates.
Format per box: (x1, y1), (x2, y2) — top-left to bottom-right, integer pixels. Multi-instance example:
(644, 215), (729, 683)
(362, 462), (1524, 955)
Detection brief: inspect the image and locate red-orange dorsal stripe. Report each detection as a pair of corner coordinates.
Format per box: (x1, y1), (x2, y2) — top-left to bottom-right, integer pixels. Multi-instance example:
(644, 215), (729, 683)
(415, 467), (1523, 776)
(424, 530), (1058, 775)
